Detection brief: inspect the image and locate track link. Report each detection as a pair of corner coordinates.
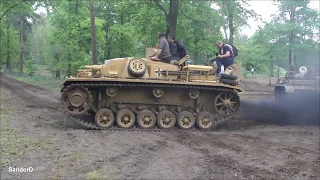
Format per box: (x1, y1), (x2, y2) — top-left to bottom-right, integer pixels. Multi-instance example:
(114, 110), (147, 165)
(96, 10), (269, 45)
(61, 82), (240, 132)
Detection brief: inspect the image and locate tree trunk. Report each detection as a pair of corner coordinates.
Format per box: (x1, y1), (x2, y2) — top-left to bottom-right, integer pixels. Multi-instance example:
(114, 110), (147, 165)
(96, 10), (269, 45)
(42, 22), (47, 65)
(221, 2), (228, 41)
(288, 7), (295, 65)
(120, 12), (124, 57)
(293, 55), (297, 71)
(55, 44), (61, 78)
(32, 24), (39, 64)
(269, 56), (272, 86)
(6, 22), (11, 71)
(154, 0), (180, 36)
(19, 15), (24, 74)
(167, 0), (179, 35)
(67, 50), (71, 77)
(223, 25), (228, 42)
(0, 21), (2, 66)
(103, 25), (111, 60)
(228, 15), (234, 44)
(90, 0), (97, 65)
(194, 36), (199, 62)
(226, 0), (235, 44)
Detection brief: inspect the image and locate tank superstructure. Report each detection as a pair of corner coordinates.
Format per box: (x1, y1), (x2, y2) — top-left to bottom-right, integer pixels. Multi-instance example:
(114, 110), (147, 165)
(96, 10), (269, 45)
(60, 48), (244, 131)
(275, 66), (320, 100)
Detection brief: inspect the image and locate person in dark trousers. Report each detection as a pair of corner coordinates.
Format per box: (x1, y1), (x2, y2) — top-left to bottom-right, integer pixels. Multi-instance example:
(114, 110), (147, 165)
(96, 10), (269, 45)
(209, 40), (234, 76)
(167, 33), (187, 60)
(151, 32), (172, 63)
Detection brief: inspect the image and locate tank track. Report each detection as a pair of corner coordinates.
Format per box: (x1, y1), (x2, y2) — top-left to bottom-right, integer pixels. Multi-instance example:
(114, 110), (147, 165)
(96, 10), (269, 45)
(61, 82), (240, 132)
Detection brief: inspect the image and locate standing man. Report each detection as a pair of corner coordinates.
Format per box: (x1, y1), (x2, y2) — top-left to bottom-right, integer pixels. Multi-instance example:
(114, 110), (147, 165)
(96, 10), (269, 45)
(251, 67), (254, 75)
(151, 32), (172, 63)
(209, 40), (234, 76)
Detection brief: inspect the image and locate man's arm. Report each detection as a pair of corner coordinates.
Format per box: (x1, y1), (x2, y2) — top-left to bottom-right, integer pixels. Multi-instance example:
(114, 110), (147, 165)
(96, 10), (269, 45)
(152, 49), (162, 59)
(151, 39), (165, 59)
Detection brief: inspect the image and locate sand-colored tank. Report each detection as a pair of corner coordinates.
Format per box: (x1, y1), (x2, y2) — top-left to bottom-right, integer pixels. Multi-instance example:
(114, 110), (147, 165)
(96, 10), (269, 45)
(60, 48), (245, 131)
(275, 66), (319, 100)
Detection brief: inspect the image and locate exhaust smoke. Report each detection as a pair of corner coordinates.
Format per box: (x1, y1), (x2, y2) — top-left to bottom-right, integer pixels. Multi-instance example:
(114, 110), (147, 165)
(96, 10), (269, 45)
(238, 92), (320, 126)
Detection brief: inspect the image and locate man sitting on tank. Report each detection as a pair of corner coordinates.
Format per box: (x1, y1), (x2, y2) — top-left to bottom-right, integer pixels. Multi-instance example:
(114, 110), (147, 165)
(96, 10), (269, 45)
(307, 68), (316, 79)
(209, 40), (234, 76)
(167, 33), (188, 65)
(150, 32), (173, 63)
(285, 63), (296, 78)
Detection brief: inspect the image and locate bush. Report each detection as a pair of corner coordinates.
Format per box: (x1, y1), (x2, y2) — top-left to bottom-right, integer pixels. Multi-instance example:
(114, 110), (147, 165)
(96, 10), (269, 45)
(24, 59), (37, 76)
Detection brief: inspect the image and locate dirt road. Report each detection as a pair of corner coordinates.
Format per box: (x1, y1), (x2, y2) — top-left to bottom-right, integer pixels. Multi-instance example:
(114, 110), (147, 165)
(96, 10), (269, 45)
(1, 74), (319, 180)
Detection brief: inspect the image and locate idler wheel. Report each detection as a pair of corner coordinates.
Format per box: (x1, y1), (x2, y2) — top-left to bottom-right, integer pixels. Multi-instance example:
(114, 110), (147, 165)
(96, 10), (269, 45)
(214, 91), (240, 116)
(177, 111), (195, 129)
(95, 108), (115, 128)
(62, 86), (91, 116)
(137, 110), (156, 129)
(157, 110), (176, 129)
(116, 109), (136, 128)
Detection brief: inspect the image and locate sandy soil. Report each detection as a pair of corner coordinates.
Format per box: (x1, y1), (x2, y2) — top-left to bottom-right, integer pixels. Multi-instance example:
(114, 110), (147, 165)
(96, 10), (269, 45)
(0, 74), (319, 180)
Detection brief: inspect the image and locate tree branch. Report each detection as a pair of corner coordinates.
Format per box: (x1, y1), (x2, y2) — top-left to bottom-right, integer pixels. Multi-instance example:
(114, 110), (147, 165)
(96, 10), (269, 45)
(153, 0), (168, 17)
(0, 3), (19, 21)
(180, 3), (192, 20)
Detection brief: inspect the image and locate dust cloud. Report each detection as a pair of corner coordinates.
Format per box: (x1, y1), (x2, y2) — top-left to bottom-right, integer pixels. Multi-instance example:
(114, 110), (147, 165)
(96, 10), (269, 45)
(239, 92), (320, 126)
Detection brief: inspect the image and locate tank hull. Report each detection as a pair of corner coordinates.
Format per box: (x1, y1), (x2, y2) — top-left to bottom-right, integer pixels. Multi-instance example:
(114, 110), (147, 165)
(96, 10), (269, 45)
(61, 78), (242, 131)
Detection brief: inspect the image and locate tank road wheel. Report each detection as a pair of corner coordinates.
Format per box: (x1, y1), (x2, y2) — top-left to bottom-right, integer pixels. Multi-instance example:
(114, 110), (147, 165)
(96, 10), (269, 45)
(152, 88), (164, 98)
(116, 109), (136, 128)
(177, 111), (195, 129)
(214, 91), (240, 116)
(95, 108), (115, 128)
(106, 87), (118, 97)
(128, 58), (146, 77)
(196, 111), (215, 130)
(189, 89), (200, 99)
(137, 110), (156, 129)
(62, 85), (92, 116)
(157, 110), (176, 129)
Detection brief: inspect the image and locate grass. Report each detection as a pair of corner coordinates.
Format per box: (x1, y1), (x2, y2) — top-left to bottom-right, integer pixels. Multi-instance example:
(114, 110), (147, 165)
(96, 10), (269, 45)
(4, 66), (63, 92)
(0, 88), (55, 165)
(86, 166), (110, 180)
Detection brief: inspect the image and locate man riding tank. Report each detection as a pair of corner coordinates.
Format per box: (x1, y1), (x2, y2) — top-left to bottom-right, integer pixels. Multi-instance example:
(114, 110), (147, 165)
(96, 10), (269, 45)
(209, 40), (235, 76)
(167, 33), (188, 65)
(150, 32), (172, 63)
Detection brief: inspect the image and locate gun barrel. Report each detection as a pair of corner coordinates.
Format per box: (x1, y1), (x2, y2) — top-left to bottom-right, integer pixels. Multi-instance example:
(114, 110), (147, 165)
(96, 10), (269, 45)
(85, 65), (103, 70)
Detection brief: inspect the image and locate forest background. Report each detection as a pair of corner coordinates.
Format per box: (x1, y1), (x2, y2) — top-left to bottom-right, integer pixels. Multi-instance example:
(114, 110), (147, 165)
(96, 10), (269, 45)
(0, 0), (319, 79)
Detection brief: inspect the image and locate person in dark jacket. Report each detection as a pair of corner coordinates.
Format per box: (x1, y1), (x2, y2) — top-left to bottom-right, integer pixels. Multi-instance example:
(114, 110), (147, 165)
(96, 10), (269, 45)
(167, 33), (188, 61)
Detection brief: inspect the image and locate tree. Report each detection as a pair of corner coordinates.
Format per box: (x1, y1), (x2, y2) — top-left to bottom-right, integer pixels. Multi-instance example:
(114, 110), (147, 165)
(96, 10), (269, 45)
(215, 0), (258, 44)
(89, 0), (97, 65)
(153, 0), (180, 35)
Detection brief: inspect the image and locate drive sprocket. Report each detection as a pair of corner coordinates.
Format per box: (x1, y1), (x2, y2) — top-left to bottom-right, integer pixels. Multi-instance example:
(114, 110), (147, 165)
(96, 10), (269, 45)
(61, 84), (93, 116)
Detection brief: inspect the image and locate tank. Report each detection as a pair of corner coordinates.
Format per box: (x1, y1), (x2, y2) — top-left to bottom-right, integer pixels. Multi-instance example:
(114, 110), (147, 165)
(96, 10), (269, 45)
(60, 48), (245, 131)
(274, 66), (320, 100)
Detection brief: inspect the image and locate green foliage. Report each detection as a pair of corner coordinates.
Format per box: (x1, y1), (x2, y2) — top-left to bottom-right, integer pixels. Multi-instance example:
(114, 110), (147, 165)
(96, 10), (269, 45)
(24, 58), (37, 76)
(1, 0), (319, 78)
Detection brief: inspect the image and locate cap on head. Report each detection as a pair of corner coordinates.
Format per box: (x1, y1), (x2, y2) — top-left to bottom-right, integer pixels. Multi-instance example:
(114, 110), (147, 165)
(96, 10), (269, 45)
(158, 32), (165, 37)
(168, 33), (175, 40)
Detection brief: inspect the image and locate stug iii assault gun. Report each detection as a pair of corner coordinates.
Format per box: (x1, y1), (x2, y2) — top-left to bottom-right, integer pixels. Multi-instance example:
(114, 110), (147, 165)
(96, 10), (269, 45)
(275, 66), (320, 100)
(60, 48), (244, 131)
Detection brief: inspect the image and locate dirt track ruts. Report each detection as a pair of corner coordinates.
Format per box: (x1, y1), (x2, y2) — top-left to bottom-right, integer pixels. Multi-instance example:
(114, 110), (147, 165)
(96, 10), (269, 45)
(0, 73), (319, 180)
